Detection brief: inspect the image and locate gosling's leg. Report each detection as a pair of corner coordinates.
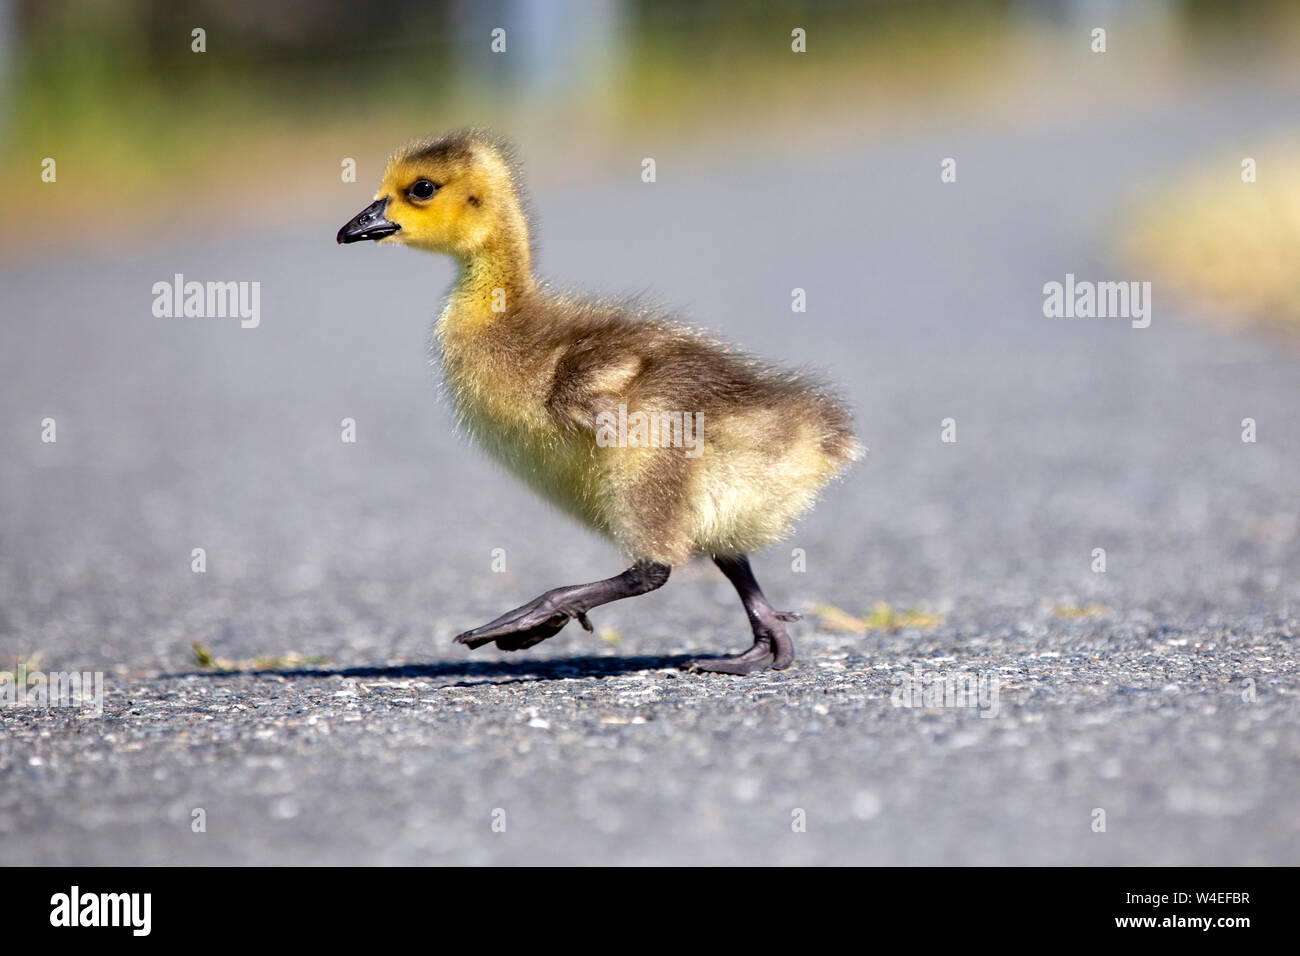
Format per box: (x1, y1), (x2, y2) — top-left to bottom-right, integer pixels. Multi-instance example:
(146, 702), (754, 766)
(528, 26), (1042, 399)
(455, 561), (671, 652)
(687, 554), (800, 675)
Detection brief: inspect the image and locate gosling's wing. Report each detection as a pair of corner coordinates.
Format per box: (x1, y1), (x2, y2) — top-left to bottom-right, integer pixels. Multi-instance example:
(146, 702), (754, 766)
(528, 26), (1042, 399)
(545, 337), (646, 432)
(536, 299), (847, 440)
(541, 319), (730, 428)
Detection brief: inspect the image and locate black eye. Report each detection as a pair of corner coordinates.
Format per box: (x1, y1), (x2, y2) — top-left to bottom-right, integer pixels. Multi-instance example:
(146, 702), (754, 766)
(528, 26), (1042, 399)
(410, 179), (438, 200)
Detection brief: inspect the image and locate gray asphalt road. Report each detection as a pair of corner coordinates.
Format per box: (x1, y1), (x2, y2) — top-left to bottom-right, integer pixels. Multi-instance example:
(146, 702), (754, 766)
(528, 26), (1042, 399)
(2, 76), (1299, 865)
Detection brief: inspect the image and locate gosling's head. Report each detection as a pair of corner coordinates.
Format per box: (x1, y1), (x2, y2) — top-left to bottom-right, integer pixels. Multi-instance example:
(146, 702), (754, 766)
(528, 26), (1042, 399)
(336, 129), (527, 259)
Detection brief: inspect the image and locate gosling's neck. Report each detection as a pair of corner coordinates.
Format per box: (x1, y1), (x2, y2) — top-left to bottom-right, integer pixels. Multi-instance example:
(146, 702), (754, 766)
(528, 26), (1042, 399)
(443, 228), (535, 330)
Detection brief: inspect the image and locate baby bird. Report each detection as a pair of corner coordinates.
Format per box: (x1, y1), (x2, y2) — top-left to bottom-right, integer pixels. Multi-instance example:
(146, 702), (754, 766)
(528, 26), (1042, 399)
(338, 129), (861, 674)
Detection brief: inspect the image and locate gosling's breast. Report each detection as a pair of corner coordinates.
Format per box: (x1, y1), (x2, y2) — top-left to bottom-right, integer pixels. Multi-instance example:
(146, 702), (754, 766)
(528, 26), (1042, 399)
(437, 332), (610, 533)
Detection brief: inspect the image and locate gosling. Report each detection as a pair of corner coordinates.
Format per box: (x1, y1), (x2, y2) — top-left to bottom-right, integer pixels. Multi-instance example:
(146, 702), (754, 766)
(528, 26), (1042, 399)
(337, 129), (861, 674)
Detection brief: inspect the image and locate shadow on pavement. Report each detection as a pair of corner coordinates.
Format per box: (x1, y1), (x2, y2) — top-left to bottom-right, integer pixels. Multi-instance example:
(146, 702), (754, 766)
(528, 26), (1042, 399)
(160, 654), (701, 685)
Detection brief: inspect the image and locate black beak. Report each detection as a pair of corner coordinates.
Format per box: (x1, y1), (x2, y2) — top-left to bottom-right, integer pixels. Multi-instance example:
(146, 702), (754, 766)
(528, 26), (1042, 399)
(337, 197), (400, 244)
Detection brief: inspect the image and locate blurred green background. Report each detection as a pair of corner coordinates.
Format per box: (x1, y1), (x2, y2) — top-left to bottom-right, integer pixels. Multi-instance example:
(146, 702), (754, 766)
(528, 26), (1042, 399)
(3, 0), (1300, 322)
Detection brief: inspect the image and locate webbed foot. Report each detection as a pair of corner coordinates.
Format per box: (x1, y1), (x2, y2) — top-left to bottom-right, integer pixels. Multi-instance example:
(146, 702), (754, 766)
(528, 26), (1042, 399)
(454, 590), (595, 651)
(453, 562), (671, 653)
